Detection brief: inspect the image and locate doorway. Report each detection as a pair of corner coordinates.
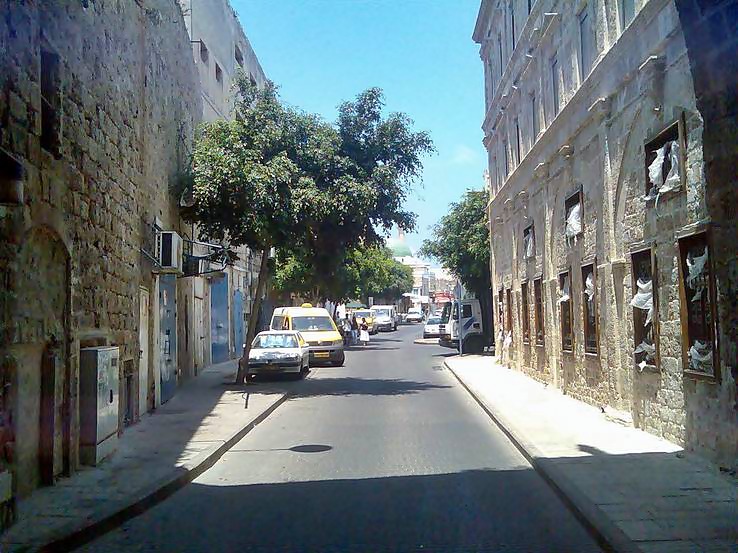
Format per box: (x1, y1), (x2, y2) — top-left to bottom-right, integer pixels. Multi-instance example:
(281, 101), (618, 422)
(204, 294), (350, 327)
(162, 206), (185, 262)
(138, 287), (150, 416)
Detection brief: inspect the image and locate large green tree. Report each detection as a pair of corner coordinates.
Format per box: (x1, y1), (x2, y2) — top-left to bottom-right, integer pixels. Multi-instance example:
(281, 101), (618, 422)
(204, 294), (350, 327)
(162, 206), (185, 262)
(182, 76), (432, 382)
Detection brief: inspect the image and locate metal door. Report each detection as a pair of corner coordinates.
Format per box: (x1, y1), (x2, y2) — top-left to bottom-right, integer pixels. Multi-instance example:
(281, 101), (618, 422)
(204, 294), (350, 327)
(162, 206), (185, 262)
(158, 275), (177, 404)
(138, 288), (149, 415)
(210, 275), (229, 364)
(232, 289), (244, 358)
(193, 297), (204, 372)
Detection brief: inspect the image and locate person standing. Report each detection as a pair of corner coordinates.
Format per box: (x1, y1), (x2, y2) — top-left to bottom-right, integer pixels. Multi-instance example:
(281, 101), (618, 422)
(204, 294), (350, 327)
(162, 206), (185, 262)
(351, 315), (359, 345)
(359, 318), (370, 346)
(342, 318), (352, 346)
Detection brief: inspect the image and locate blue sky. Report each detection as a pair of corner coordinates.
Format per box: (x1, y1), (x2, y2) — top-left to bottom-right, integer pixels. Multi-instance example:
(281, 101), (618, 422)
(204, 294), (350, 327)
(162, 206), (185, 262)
(233, 0), (487, 258)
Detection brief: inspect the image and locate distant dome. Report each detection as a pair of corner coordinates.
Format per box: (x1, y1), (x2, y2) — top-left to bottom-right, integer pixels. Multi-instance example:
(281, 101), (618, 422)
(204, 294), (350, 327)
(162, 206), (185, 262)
(387, 229), (412, 258)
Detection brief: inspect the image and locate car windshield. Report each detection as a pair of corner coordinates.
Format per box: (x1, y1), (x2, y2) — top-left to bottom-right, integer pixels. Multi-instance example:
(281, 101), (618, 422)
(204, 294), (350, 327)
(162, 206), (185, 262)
(253, 334), (298, 349)
(372, 309), (390, 317)
(427, 317), (441, 325)
(291, 316), (334, 331)
(354, 310), (371, 318)
(270, 315), (285, 330)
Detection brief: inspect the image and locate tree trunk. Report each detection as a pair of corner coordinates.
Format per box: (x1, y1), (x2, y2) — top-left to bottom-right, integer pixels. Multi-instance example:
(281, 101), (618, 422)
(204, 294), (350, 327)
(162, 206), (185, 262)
(236, 248), (270, 384)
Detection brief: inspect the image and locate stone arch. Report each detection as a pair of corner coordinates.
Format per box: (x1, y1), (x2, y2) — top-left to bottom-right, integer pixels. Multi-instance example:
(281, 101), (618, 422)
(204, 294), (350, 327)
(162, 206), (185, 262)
(9, 225), (72, 498)
(612, 105), (644, 261)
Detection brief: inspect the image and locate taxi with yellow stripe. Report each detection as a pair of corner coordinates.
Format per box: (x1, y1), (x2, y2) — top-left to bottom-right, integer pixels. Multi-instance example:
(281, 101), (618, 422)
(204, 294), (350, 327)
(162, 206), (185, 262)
(270, 304), (345, 366)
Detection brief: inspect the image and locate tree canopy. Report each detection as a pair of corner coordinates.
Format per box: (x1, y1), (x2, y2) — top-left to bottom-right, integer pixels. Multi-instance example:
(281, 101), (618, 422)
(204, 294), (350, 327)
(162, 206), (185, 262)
(182, 76), (434, 271)
(272, 245), (413, 304)
(418, 189), (490, 294)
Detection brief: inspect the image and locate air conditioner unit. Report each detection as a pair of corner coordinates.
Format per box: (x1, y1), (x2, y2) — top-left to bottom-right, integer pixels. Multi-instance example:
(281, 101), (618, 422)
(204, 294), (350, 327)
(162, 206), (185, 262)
(156, 231), (183, 274)
(182, 254), (205, 277)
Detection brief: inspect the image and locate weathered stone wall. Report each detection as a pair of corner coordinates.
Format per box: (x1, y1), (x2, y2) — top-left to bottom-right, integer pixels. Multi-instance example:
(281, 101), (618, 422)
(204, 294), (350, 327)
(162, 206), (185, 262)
(673, 0), (738, 468)
(0, 0), (200, 520)
(476, 0), (736, 465)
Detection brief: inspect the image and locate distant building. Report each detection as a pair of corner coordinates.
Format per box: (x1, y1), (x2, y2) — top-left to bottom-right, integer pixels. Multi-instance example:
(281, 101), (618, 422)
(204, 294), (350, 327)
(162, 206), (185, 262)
(389, 229), (432, 297)
(178, 0), (268, 376)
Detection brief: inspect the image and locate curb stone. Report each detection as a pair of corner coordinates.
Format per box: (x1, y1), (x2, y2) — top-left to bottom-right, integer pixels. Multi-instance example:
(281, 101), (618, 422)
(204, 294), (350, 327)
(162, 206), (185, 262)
(23, 389), (295, 553)
(444, 359), (642, 553)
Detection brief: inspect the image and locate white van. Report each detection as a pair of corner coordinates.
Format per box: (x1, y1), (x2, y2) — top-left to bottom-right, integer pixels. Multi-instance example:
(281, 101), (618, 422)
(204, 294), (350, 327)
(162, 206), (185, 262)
(370, 305), (398, 332)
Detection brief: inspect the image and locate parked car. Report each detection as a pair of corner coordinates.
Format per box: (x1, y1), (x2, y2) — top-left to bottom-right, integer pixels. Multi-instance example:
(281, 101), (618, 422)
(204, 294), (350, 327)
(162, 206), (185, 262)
(423, 316), (443, 338)
(247, 331), (310, 378)
(405, 308), (424, 323)
(270, 304), (345, 366)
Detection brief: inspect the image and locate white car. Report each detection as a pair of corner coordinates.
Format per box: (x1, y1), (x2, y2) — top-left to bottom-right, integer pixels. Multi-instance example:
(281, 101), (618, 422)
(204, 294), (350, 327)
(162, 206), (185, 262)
(406, 309), (424, 323)
(423, 316), (443, 338)
(247, 331), (310, 378)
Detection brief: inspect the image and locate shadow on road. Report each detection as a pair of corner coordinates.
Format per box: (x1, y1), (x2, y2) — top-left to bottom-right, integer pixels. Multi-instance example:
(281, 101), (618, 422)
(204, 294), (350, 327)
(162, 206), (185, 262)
(86, 468), (602, 552)
(288, 376), (452, 398)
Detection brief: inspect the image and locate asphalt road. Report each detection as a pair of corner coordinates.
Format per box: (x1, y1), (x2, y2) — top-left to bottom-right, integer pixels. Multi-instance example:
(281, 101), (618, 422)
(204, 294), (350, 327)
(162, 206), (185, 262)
(81, 325), (602, 552)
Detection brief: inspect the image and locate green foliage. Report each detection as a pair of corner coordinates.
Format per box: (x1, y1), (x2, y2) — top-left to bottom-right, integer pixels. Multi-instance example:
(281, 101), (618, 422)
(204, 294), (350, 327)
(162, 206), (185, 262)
(182, 76), (434, 276)
(418, 188), (490, 293)
(273, 246), (413, 303)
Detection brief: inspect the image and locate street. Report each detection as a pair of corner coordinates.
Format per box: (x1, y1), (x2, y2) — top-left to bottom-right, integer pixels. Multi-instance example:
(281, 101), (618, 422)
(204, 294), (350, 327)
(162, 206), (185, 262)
(80, 325), (602, 552)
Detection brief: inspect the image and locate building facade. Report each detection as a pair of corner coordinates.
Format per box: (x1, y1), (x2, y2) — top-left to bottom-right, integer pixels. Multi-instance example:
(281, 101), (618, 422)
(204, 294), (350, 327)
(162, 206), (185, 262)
(0, 0), (201, 526)
(177, 0), (268, 377)
(475, 0), (736, 466)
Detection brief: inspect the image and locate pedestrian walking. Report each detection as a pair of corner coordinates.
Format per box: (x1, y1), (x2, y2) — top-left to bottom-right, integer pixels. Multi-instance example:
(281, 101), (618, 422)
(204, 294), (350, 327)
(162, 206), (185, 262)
(342, 318), (352, 346)
(359, 318), (370, 346)
(351, 315), (359, 345)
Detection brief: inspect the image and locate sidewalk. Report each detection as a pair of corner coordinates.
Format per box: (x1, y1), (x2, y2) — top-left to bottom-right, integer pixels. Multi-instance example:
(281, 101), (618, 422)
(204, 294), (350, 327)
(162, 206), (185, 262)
(445, 355), (737, 553)
(2, 360), (290, 552)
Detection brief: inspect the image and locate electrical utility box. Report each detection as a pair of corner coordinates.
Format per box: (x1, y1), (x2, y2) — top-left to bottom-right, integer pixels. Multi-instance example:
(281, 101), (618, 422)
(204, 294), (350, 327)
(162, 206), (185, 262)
(79, 346), (120, 465)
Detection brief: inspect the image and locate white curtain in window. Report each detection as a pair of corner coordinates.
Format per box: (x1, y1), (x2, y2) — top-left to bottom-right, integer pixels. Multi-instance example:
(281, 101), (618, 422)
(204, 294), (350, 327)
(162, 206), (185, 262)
(688, 339), (712, 373)
(524, 231), (534, 258)
(686, 246), (708, 302)
(659, 140), (681, 195)
(634, 340), (656, 371)
(558, 274), (570, 303)
(630, 277), (653, 327)
(585, 272), (595, 309)
(647, 143), (667, 190)
(565, 203), (581, 238)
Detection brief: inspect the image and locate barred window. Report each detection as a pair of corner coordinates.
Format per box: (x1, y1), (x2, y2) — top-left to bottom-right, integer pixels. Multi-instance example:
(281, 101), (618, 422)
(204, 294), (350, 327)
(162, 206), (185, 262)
(678, 233), (718, 380)
(582, 264), (598, 354)
(521, 282), (530, 343)
(534, 278), (544, 346)
(558, 271), (573, 352)
(631, 248), (658, 371)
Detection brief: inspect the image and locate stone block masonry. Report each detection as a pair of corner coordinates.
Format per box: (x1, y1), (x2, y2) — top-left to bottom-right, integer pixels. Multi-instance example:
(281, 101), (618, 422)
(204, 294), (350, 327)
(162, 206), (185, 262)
(0, 0), (201, 530)
(474, 0), (736, 468)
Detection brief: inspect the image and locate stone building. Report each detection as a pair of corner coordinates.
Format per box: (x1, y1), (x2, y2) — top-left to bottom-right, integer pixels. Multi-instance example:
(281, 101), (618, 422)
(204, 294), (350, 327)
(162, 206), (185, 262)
(474, 0), (736, 466)
(0, 0), (200, 527)
(178, 0), (268, 373)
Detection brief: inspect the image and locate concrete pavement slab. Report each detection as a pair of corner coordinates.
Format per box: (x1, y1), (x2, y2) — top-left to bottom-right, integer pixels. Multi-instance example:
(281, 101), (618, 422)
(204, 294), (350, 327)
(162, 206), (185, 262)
(445, 354), (737, 553)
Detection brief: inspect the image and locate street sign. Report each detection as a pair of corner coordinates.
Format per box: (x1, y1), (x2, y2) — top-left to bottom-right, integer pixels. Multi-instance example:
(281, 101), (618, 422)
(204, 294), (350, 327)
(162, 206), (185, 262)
(368, 297), (374, 307)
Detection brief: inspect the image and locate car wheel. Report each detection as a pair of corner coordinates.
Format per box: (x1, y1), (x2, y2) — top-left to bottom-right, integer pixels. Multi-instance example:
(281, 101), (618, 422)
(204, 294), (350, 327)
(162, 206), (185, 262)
(333, 351), (345, 367)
